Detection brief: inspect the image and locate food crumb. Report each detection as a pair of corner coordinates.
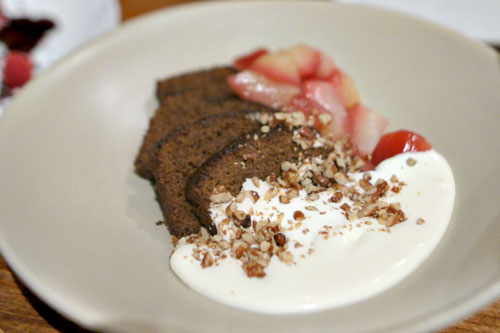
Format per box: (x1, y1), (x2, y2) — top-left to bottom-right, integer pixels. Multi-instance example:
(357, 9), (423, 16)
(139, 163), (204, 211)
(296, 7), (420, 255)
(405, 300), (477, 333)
(416, 217), (425, 225)
(406, 157), (417, 166)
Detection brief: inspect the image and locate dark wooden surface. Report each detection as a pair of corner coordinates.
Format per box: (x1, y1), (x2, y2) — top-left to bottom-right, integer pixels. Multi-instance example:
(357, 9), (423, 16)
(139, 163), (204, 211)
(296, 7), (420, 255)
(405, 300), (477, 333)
(0, 0), (499, 332)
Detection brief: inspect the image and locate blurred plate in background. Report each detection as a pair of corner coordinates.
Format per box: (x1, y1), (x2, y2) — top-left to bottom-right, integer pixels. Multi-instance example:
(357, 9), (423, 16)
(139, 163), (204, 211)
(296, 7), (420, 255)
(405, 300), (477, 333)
(339, 0), (500, 44)
(0, 0), (120, 115)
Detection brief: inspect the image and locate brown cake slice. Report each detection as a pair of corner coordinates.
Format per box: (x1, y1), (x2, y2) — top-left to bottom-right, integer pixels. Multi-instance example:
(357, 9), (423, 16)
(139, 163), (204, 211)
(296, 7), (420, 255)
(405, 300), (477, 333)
(152, 111), (266, 237)
(155, 66), (237, 102)
(135, 89), (273, 179)
(185, 125), (326, 233)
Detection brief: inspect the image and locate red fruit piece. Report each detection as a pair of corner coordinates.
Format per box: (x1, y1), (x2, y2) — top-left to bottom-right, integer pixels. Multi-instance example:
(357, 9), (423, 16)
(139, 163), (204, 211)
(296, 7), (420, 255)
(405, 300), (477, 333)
(3, 51), (33, 88)
(302, 79), (348, 138)
(249, 51), (301, 86)
(285, 44), (321, 80)
(228, 70), (300, 109)
(234, 48), (268, 70)
(329, 70), (361, 109)
(329, 70), (345, 105)
(314, 52), (337, 79)
(345, 104), (388, 156)
(371, 130), (432, 166)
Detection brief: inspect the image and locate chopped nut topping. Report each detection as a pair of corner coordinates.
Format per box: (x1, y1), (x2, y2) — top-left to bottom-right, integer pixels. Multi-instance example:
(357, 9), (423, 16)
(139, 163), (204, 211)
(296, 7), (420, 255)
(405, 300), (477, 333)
(293, 210), (305, 220)
(249, 190), (260, 202)
(406, 157), (417, 166)
(330, 191), (343, 203)
(201, 252), (214, 268)
(318, 113), (332, 125)
(299, 126), (315, 141)
(279, 194), (290, 204)
(391, 186), (401, 193)
(276, 212), (284, 223)
(278, 251), (294, 265)
(186, 122), (412, 279)
(264, 187), (279, 201)
(241, 215), (252, 228)
(273, 233), (287, 247)
(306, 192), (320, 201)
(255, 112), (272, 125)
(210, 185), (233, 204)
(274, 111), (306, 127)
(260, 240), (271, 252)
(243, 261), (266, 278)
(281, 161), (297, 172)
(340, 203), (351, 212)
(286, 189), (299, 199)
(235, 191), (246, 203)
(251, 177), (260, 188)
(333, 172), (348, 185)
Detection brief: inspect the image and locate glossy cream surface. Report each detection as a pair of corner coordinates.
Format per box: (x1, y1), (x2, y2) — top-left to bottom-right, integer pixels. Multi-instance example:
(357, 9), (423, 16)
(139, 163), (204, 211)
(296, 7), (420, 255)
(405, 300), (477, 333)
(171, 150), (455, 313)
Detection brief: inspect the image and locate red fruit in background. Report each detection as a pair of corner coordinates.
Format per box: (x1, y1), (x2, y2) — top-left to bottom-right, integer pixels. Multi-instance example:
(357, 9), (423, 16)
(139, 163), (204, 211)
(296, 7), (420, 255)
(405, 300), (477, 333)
(371, 130), (432, 166)
(0, 9), (7, 28)
(234, 48), (268, 70)
(3, 51), (33, 88)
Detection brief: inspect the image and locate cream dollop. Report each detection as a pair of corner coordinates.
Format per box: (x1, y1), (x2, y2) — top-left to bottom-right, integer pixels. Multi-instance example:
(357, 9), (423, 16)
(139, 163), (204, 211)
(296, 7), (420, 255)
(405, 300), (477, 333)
(170, 150), (455, 313)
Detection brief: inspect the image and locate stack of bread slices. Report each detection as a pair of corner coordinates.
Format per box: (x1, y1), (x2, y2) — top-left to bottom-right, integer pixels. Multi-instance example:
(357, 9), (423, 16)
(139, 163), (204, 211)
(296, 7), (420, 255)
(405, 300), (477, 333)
(135, 67), (328, 237)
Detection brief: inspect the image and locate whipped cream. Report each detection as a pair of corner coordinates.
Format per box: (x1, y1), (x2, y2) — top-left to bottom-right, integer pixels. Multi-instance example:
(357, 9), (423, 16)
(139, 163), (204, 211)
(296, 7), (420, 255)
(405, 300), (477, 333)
(171, 150), (455, 313)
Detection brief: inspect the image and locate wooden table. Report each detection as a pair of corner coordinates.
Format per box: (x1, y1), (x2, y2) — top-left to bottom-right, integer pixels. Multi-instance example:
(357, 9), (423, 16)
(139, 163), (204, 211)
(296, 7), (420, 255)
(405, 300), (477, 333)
(1, 0), (499, 332)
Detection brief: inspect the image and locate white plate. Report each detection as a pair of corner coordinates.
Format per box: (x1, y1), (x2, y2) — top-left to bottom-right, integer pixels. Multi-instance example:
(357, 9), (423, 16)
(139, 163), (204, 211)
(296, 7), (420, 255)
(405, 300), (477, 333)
(0, 1), (499, 332)
(339, 0), (500, 44)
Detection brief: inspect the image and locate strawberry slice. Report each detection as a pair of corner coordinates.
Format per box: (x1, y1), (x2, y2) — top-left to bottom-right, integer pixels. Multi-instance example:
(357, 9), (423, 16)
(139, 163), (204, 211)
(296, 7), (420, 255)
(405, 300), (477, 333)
(228, 70), (300, 109)
(285, 44), (321, 79)
(371, 130), (432, 166)
(314, 52), (337, 79)
(249, 51), (301, 86)
(3, 51), (33, 88)
(345, 104), (388, 156)
(234, 48), (269, 70)
(330, 70), (360, 109)
(303, 80), (348, 132)
(339, 72), (360, 109)
(330, 70), (345, 105)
